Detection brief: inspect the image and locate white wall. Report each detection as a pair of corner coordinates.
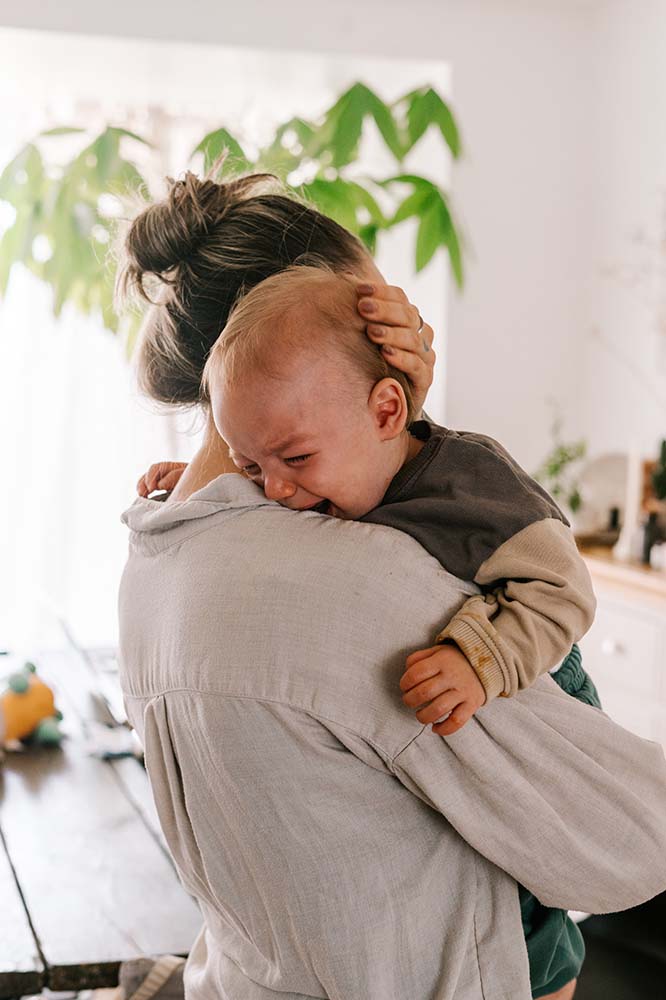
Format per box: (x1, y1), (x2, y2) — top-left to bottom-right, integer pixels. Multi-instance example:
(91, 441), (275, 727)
(579, 0), (666, 460)
(437, 3), (600, 471)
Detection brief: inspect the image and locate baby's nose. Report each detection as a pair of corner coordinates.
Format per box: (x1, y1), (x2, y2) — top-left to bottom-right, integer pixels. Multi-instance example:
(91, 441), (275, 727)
(264, 477), (297, 502)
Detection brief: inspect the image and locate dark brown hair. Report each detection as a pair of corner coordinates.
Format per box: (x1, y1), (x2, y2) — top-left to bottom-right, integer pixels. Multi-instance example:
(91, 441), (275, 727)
(116, 170), (368, 406)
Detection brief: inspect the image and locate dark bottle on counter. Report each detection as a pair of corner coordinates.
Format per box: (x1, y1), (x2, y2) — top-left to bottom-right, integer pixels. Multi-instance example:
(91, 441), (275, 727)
(642, 511), (661, 565)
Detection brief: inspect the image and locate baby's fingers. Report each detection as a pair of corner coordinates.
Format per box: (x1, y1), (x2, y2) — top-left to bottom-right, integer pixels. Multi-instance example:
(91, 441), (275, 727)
(402, 673), (452, 709)
(415, 692), (463, 726)
(400, 646), (443, 693)
(157, 469), (186, 492)
(432, 701), (477, 736)
(137, 461), (187, 497)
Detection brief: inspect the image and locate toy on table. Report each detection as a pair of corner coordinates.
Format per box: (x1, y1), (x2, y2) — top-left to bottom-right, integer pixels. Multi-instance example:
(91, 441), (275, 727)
(0, 661), (63, 750)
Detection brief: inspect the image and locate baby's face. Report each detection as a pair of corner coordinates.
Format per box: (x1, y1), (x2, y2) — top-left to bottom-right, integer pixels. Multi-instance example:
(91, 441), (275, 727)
(213, 353), (400, 520)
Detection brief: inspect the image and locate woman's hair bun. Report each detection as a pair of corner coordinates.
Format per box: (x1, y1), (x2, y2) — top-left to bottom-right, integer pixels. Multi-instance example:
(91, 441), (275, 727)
(117, 167), (281, 304)
(114, 164), (366, 407)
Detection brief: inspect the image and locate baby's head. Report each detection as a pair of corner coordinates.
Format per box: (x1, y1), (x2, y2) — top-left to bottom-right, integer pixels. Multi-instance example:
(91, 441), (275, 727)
(203, 267), (418, 519)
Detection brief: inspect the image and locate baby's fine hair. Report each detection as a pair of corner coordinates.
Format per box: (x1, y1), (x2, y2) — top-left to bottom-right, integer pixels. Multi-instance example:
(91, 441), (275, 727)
(115, 168), (368, 407)
(202, 266), (417, 423)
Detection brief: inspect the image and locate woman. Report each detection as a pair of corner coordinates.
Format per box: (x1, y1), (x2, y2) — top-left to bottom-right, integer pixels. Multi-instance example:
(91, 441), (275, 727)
(118, 169), (584, 1000)
(119, 171), (436, 501)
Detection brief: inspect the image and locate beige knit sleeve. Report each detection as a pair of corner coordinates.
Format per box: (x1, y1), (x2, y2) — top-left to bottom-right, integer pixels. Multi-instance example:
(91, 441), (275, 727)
(436, 518), (596, 701)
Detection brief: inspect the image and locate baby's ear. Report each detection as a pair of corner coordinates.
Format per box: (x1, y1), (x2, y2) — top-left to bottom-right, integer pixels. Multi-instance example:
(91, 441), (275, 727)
(368, 378), (409, 439)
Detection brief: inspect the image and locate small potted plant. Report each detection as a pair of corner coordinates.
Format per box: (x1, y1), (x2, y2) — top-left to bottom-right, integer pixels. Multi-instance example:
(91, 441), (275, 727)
(534, 413), (587, 525)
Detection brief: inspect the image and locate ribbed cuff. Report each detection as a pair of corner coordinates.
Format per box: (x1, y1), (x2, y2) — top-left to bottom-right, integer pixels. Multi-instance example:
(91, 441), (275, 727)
(436, 616), (507, 702)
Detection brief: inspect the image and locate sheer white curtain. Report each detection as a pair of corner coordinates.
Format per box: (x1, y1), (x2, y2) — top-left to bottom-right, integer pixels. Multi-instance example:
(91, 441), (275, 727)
(0, 266), (200, 649)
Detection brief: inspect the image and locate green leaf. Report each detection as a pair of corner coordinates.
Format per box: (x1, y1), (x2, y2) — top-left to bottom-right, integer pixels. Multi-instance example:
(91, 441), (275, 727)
(360, 86), (403, 161)
(358, 223), (378, 254)
(415, 194), (443, 272)
(391, 188), (432, 225)
(123, 309), (144, 357)
(443, 212), (463, 288)
(345, 181), (386, 225)
(47, 206), (81, 313)
(432, 192), (463, 288)
(255, 144), (299, 179)
(414, 189), (464, 285)
(302, 178), (360, 233)
(192, 128), (252, 174)
(0, 215), (27, 295)
(100, 282), (119, 334)
(274, 116), (317, 152)
(108, 159), (147, 199)
(383, 176), (463, 284)
(315, 82), (403, 169)
(380, 173), (436, 192)
(0, 143), (45, 205)
(258, 118), (317, 178)
(301, 177), (387, 234)
(107, 126), (153, 147)
(91, 129), (121, 185)
(317, 88), (364, 168)
(405, 87), (461, 157)
(40, 127), (87, 137)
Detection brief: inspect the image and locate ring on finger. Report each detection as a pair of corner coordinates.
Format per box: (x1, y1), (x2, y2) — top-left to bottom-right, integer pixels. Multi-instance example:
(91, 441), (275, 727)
(416, 312), (430, 353)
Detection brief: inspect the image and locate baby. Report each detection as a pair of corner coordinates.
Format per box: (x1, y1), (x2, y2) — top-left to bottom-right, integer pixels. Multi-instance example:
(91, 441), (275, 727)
(142, 266), (596, 734)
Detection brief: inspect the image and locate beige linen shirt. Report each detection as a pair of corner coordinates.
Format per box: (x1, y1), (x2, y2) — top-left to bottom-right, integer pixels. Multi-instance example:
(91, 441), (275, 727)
(119, 475), (666, 1000)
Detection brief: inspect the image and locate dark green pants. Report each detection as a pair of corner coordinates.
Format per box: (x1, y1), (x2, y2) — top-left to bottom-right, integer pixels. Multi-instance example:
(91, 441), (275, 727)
(520, 645), (600, 998)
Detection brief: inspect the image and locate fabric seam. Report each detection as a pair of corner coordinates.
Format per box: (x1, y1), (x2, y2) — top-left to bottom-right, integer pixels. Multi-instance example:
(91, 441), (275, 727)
(125, 688), (427, 764)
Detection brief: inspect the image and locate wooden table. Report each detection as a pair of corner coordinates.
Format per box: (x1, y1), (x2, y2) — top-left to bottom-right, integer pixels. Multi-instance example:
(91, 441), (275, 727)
(0, 644), (202, 998)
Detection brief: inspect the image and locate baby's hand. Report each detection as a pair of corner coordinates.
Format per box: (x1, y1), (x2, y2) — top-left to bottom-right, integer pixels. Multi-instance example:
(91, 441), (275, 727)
(137, 461), (188, 498)
(400, 643), (486, 736)
(356, 282), (435, 415)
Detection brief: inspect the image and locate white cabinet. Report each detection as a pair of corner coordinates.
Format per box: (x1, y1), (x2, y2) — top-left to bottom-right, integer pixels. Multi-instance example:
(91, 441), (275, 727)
(579, 550), (666, 748)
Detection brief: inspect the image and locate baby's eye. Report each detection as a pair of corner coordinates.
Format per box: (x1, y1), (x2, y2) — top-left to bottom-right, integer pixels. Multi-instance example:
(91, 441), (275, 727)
(285, 454), (312, 465)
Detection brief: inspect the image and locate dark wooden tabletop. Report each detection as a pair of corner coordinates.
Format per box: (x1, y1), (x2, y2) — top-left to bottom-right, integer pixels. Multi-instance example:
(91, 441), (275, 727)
(0, 645), (202, 998)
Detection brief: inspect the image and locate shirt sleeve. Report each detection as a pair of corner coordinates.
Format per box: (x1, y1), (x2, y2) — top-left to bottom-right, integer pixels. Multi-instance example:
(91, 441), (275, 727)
(365, 427), (596, 702)
(437, 518), (597, 700)
(390, 676), (666, 914)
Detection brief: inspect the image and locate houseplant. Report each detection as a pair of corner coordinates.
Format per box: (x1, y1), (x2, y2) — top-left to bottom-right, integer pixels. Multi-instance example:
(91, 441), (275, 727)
(534, 412), (587, 517)
(0, 82), (463, 349)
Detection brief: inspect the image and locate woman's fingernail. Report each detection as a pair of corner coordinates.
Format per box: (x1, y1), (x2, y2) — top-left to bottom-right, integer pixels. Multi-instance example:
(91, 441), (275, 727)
(360, 300), (376, 314)
(357, 283), (375, 295)
(382, 345), (395, 356)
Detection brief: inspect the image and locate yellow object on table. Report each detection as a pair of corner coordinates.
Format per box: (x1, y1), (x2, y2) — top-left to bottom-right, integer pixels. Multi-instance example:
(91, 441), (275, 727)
(0, 663), (61, 745)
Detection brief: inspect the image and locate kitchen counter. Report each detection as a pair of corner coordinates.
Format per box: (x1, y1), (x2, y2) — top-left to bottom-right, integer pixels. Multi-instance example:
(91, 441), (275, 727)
(579, 544), (666, 611)
(576, 544), (666, 749)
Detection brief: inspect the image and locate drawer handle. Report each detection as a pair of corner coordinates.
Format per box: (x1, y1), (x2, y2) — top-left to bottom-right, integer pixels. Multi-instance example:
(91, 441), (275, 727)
(601, 637), (626, 656)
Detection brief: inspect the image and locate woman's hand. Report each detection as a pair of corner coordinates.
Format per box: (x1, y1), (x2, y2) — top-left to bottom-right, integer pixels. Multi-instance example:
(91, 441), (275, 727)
(356, 282), (435, 416)
(137, 461), (188, 497)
